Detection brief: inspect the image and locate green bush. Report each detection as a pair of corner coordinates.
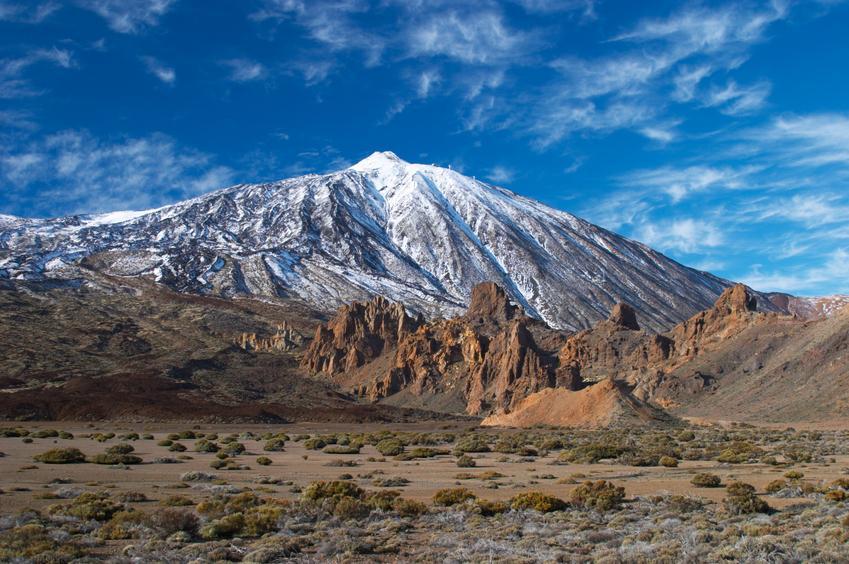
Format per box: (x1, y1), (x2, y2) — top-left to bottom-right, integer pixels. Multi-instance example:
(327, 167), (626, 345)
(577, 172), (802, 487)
(150, 507), (199, 535)
(256, 456), (272, 466)
(510, 492), (567, 513)
(223, 442), (245, 456)
(659, 456), (678, 467)
(333, 496), (371, 520)
(194, 439), (219, 453)
(690, 473), (722, 488)
(393, 498), (428, 517)
(456, 454), (476, 468)
(432, 488), (476, 506)
(263, 438), (286, 451)
(765, 479), (787, 494)
(477, 499), (509, 516)
(90, 452), (143, 465)
(200, 513), (245, 540)
(303, 437), (327, 450)
(570, 480), (626, 511)
(723, 482), (770, 515)
(302, 480), (365, 502)
(243, 504), (284, 536)
(376, 438), (404, 456)
(323, 445), (361, 455)
(559, 444), (624, 464)
(168, 442), (187, 452)
(159, 495), (194, 507)
(452, 435), (490, 455)
(34, 447), (86, 464)
(48, 492), (123, 521)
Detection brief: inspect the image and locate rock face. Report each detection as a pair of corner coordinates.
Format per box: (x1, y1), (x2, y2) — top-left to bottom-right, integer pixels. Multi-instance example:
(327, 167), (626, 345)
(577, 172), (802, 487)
(236, 321), (304, 352)
(301, 296), (423, 376)
(305, 281), (849, 427)
(303, 282), (567, 415)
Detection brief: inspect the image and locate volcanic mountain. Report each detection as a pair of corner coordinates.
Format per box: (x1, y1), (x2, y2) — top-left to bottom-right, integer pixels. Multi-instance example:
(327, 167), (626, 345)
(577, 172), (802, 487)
(1, 151), (763, 332)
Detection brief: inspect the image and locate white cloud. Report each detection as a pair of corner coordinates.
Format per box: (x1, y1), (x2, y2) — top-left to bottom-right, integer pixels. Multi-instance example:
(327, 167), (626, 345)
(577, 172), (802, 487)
(222, 59), (266, 82)
(0, 130), (234, 215)
(671, 64), (712, 102)
(634, 218), (725, 253)
(619, 164), (758, 203)
(741, 249), (849, 294)
(253, 0), (384, 66)
(76, 0), (176, 34)
(741, 113), (849, 168)
(406, 10), (537, 65)
(704, 80), (771, 115)
(0, 1), (60, 23)
(141, 56), (175, 84)
(0, 47), (74, 98)
(487, 165), (515, 184)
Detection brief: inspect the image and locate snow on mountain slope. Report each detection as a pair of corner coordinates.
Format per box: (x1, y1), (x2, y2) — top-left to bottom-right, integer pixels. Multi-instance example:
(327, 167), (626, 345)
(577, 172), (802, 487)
(0, 151), (769, 331)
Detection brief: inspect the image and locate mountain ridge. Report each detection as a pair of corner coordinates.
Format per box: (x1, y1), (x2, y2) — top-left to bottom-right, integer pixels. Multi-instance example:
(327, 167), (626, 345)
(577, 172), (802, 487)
(1, 150), (782, 331)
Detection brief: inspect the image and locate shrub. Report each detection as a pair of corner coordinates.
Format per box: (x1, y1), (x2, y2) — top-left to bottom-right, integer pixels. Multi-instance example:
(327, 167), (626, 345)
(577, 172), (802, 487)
(106, 443), (135, 455)
(784, 470), (804, 480)
(303, 437), (327, 450)
(510, 492), (567, 513)
(90, 452), (143, 465)
(456, 454), (476, 468)
(150, 507), (199, 535)
(157, 439), (173, 447)
(169, 442), (187, 452)
(257, 456), (272, 466)
(263, 438), (286, 451)
(393, 498), (428, 517)
(180, 471), (217, 482)
(433, 488), (476, 506)
(97, 510), (148, 540)
(34, 448), (86, 464)
(765, 479), (787, 494)
(723, 482), (770, 515)
(159, 495), (194, 507)
(376, 438), (404, 456)
(691, 473), (722, 488)
(243, 504), (284, 536)
(477, 499), (509, 516)
(365, 490), (401, 511)
(659, 456), (678, 468)
(559, 444), (624, 464)
(827, 489), (848, 502)
(323, 445), (361, 455)
(200, 513), (245, 540)
(31, 429), (59, 438)
(570, 480), (626, 511)
(333, 496), (371, 520)
(195, 439), (219, 453)
(223, 442), (246, 456)
(48, 492), (123, 521)
(452, 435), (490, 455)
(302, 480), (365, 502)
(0, 523), (83, 561)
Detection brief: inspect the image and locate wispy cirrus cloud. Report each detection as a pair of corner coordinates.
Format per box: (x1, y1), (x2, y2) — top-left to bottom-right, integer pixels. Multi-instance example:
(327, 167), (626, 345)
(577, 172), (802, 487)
(221, 59), (267, 82)
(0, 47), (74, 98)
(76, 0), (177, 34)
(0, 130), (233, 216)
(140, 56), (175, 84)
(0, 1), (60, 23)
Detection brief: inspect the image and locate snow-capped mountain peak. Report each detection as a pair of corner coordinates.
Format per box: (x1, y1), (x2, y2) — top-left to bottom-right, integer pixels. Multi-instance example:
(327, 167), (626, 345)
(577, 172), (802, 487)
(0, 151), (760, 331)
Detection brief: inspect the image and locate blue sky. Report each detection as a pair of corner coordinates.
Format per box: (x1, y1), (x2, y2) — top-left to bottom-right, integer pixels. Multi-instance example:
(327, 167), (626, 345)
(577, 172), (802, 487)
(1, 0), (848, 296)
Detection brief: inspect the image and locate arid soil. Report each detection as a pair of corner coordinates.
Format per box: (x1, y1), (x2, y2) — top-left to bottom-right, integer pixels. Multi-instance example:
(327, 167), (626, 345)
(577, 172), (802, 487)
(3, 422), (849, 561)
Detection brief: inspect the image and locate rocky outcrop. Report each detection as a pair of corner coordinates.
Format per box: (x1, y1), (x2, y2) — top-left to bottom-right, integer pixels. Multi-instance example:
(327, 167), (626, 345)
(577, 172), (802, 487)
(304, 281), (792, 426)
(306, 283), (566, 415)
(301, 296), (423, 375)
(236, 321), (304, 352)
(481, 378), (678, 428)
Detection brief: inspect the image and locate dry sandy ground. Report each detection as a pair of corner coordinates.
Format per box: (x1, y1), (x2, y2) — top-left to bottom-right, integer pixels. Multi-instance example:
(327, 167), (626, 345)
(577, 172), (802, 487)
(2, 421), (846, 516)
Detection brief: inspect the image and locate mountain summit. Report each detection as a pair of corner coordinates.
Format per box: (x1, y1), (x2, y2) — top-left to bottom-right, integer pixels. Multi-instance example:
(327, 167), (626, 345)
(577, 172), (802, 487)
(1, 151), (751, 331)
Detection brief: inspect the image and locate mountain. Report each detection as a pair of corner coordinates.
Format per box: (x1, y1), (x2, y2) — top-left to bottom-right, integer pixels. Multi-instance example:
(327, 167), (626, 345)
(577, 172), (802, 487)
(1, 150), (770, 331)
